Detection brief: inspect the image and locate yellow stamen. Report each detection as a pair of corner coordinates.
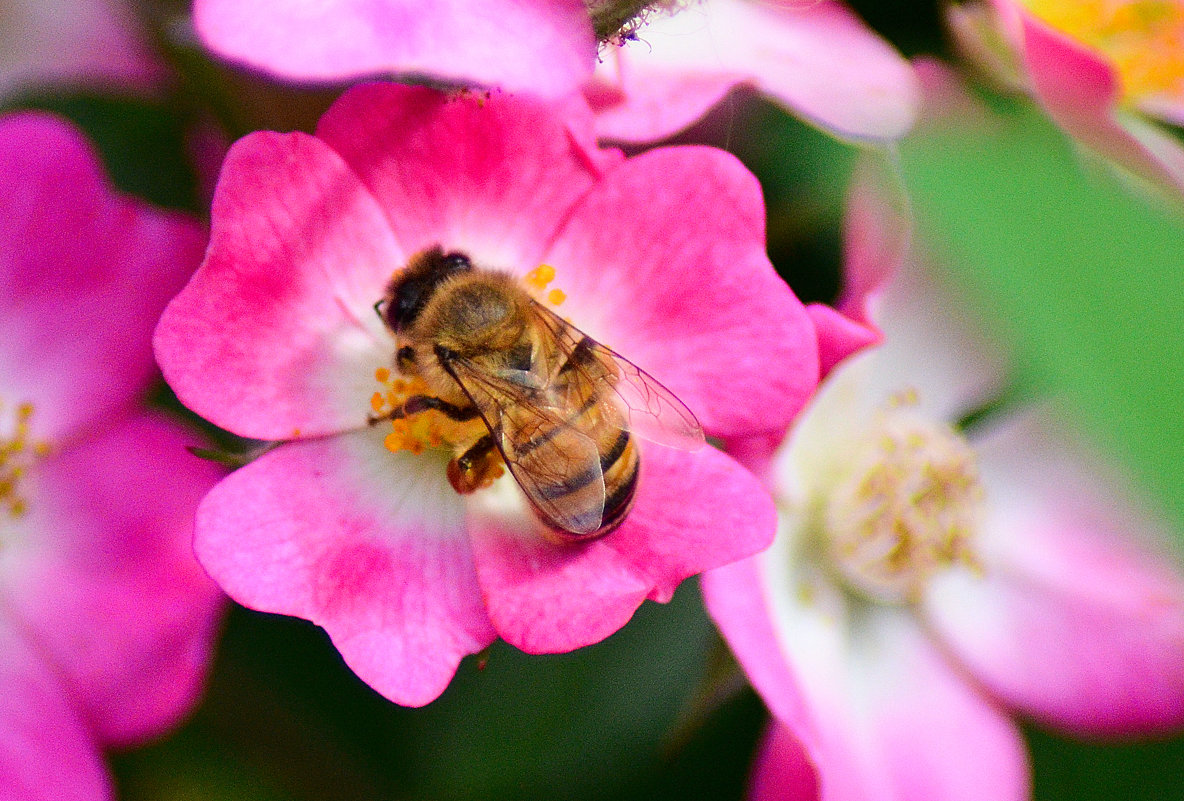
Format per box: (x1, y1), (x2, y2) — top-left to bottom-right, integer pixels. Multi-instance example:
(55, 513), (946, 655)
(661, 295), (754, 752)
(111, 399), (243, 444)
(547, 289), (567, 306)
(1023, 0), (1184, 102)
(372, 364), (490, 458)
(0, 398), (51, 520)
(821, 401), (984, 605)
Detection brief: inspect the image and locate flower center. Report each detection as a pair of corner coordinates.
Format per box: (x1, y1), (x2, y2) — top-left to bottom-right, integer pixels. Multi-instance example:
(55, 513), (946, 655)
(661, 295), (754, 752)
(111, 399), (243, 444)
(1023, 0), (1184, 103)
(820, 392), (983, 605)
(370, 264), (568, 492)
(0, 399), (51, 522)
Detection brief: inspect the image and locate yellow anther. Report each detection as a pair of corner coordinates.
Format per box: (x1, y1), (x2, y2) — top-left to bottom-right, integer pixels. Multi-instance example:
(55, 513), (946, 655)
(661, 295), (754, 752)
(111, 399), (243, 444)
(375, 367), (391, 383)
(370, 392), (386, 413)
(547, 289), (567, 306)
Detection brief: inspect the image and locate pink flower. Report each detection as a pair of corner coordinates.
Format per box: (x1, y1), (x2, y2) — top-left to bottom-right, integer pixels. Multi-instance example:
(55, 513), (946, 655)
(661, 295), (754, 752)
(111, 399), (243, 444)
(0, 0), (168, 101)
(586, 0), (919, 143)
(154, 82), (818, 707)
(702, 164), (1184, 801)
(0, 112), (223, 799)
(192, 0), (597, 98)
(950, 0), (1184, 196)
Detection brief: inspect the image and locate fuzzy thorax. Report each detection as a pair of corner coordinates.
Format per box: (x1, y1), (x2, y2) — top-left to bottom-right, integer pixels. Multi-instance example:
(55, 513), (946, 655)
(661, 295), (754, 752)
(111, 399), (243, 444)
(819, 392), (984, 604)
(370, 264), (570, 492)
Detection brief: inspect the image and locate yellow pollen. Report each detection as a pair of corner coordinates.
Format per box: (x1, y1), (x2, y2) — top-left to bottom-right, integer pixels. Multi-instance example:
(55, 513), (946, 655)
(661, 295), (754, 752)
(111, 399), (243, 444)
(1023, 0), (1184, 103)
(524, 263), (557, 290)
(0, 398), (50, 520)
(522, 264), (570, 307)
(371, 363), (492, 461)
(821, 401), (984, 605)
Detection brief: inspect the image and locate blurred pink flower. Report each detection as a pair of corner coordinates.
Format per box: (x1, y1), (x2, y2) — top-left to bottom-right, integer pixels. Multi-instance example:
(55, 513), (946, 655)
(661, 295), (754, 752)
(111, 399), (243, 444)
(702, 163), (1184, 801)
(0, 0), (167, 101)
(950, 0), (1184, 196)
(192, 0), (596, 98)
(586, 0), (919, 143)
(154, 82), (818, 707)
(0, 113), (223, 799)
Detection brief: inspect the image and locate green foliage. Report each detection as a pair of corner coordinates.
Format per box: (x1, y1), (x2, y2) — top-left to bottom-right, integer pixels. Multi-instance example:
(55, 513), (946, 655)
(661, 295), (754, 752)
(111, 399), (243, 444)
(901, 100), (1184, 534)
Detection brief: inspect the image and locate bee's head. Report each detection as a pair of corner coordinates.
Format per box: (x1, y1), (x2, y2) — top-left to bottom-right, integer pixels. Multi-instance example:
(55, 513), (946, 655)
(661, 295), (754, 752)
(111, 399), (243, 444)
(377, 246), (473, 332)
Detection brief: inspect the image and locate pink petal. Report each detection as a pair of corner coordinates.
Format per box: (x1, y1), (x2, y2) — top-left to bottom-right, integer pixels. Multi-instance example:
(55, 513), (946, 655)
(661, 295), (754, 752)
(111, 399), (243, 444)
(0, 112), (205, 443)
(808, 303), (880, 381)
(315, 83), (611, 272)
(154, 129), (402, 440)
(0, 0), (167, 101)
(808, 154), (910, 379)
(925, 410), (1184, 736)
(194, 0), (595, 98)
(590, 0), (918, 143)
(1011, 4), (1184, 194)
(705, 558), (1029, 801)
(2, 413), (224, 746)
(473, 443), (776, 654)
(543, 145), (818, 440)
(0, 622), (111, 801)
(748, 722), (819, 801)
(195, 429), (497, 707)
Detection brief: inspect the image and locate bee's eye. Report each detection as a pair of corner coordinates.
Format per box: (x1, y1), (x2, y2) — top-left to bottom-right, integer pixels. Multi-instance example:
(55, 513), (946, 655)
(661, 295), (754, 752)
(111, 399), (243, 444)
(441, 252), (472, 272)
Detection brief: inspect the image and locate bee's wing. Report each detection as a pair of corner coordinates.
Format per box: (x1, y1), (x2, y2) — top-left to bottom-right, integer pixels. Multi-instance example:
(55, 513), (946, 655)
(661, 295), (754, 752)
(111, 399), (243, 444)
(442, 355), (607, 535)
(530, 301), (705, 451)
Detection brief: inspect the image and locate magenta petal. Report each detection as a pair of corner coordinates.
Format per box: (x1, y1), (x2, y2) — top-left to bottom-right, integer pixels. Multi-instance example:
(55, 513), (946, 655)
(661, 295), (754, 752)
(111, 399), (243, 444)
(1016, 7), (1184, 194)
(474, 443), (776, 654)
(155, 129), (402, 440)
(925, 411), (1184, 736)
(194, 0), (595, 98)
(591, 0), (918, 143)
(701, 559), (815, 730)
(705, 564), (1028, 801)
(315, 83), (606, 270)
(544, 145), (818, 439)
(808, 303), (880, 380)
(748, 722), (819, 801)
(195, 430), (496, 707)
(0, 112), (204, 442)
(3, 413), (224, 745)
(0, 623), (111, 801)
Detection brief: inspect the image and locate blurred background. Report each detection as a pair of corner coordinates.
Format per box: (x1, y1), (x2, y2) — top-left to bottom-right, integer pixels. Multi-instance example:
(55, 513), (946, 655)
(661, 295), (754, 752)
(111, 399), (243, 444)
(5, 0), (1184, 798)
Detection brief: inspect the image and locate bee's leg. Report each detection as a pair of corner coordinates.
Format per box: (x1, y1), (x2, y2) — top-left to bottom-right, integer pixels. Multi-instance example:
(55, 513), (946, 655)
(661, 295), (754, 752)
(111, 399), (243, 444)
(447, 434), (501, 494)
(396, 346), (416, 373)
(367, 395), (479, 426)
(402, 395), (481, 421)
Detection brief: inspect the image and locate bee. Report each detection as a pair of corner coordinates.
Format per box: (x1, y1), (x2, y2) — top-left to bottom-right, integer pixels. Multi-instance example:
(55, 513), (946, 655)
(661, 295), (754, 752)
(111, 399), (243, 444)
(373, 246), (704, 543)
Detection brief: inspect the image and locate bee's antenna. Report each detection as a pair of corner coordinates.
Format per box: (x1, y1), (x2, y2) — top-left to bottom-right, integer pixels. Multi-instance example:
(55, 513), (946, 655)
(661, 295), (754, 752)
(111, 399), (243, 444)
(373, 298), (387, 322)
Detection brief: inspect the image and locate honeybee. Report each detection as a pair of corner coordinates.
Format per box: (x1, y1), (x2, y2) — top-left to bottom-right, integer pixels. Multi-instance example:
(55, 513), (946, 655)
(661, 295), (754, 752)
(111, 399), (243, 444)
(373, 246), (705, 542)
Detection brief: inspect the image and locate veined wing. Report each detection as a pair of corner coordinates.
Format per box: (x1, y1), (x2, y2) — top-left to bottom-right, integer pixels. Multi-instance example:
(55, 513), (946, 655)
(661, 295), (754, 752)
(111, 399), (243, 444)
(439, 352), (607, 536)
(529, 300), (705, 451)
